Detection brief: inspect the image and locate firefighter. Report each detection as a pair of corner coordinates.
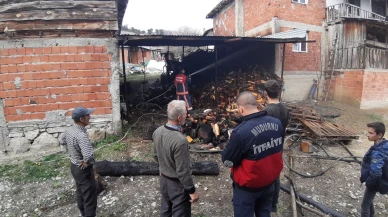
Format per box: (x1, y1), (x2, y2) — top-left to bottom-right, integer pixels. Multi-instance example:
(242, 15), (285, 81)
(174, 68), (193, 114)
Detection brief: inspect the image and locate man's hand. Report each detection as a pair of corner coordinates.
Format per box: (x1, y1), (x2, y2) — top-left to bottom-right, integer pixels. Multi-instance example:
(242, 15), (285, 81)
(189, 191), (199, 203)
(79, 160), (88, 169)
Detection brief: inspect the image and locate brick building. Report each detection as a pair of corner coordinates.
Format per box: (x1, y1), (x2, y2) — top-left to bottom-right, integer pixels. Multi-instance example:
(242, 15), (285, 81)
(326, 0), (388, 109)
(0, 0), (128, 156)
(121, 46), (162, 64)
(207, 0), (387, 108)
(207, 0), (327, 101)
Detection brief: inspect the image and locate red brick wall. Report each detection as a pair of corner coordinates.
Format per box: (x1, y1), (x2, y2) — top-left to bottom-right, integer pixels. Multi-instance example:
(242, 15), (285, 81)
(282, 28), (322, 72)
(243, 0), (325, 32)
(331, 70), (364, 107)
(361, 71), (388, 104)
(0, 46), (113, 122)
(213, 4), (235, 36)
(212, 0), (325, 72)
(330, 70), (388, 108)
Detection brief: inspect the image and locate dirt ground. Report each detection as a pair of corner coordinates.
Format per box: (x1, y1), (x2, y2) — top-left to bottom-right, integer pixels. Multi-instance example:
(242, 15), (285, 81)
(1, 101), (388, 217)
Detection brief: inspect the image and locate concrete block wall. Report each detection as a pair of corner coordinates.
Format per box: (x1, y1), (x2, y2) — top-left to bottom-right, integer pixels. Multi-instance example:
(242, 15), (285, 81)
(0, 38), (122, 156)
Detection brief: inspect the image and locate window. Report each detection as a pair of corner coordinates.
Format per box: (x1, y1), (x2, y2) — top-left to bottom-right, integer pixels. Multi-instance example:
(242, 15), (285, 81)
(292, 33), (308, 52)
(292, 0), (308, 4)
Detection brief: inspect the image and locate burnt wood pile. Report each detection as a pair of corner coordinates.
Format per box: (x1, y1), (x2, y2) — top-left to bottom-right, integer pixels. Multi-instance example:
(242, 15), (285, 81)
(183, 65), (281, 146)
(191, 65), (280, 111)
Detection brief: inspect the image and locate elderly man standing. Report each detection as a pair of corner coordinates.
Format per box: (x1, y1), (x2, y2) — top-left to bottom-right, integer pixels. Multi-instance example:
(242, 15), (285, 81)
(222, 92), (284, 217)
(62, 107), (97, 217)
(153, 100), (199, 217)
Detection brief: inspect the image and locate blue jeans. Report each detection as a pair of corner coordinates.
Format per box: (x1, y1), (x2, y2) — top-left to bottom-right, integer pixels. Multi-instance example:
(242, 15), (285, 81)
(361, 187), (376, 217)
(233, 183), (274, 217)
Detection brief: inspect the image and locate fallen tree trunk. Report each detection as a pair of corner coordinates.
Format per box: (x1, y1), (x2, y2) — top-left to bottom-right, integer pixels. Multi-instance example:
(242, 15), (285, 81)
(95, 161), (219, 176)
(280, 184), (345, 217)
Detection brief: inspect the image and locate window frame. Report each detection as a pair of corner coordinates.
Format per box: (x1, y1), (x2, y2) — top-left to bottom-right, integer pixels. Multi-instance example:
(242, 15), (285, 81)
(292, 32), (308, 53)
(291, 0), (308, 5)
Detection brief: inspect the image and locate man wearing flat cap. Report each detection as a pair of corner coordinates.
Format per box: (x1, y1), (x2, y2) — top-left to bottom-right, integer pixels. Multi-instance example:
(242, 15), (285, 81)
(61, 107), (97, 217)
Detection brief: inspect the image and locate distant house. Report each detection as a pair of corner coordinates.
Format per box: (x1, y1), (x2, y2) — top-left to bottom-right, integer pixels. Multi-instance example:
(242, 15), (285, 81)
(121, 46), (162, 64)
(203, 28), (214, 36)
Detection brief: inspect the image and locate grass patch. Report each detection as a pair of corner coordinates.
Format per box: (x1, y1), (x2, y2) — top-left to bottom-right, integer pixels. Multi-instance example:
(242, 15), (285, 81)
(368, 113), (383, 121)
(94, 135), (129, 160)
(0, 153), (69, 183)
(119, 73), (160, 83)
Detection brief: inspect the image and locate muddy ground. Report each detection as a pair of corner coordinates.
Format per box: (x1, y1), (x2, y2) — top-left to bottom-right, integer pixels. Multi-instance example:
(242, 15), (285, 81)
(1, 101), (388, 217)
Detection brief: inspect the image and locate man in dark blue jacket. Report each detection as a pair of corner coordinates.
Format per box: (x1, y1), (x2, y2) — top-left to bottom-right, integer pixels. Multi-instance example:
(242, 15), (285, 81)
(174, 68), (193, 113)
(360, 122), (388, 217)
(222, 91), (284, 217)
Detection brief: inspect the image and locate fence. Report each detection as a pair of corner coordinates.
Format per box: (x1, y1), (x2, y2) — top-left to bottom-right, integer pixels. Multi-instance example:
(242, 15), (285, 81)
(327, 3), (386, 23)
(328, 46), (388, 70)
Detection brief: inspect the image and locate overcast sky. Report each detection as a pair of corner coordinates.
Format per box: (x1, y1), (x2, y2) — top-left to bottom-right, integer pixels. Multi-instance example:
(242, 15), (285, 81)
(122, 0), (221, 31)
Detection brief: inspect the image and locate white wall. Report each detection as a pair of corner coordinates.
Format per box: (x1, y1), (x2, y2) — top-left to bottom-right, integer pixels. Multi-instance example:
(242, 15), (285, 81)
(282, 74), (319, 101)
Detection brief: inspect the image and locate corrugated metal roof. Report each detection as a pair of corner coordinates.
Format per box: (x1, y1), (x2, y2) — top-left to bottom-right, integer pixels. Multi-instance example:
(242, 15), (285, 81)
(206, 0), (234, 19)
(262, 29), (307, 39)
(119, 34), (312, 47)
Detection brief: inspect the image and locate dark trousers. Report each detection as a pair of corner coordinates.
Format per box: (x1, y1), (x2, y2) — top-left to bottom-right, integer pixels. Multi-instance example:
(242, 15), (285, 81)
(71, 164), (97, 217)
(271, 177), (280, 210)
(160, 175), (191, 217)
(233, 183), (274, 217)
(361, 187), (377, 217)
(177, 94), (193, 110)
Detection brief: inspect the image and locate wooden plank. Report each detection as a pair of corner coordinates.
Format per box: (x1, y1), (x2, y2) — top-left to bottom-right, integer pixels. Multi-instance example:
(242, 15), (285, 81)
(0, 20), (118, 32)
(0, 30), (115, 39)
(0, 1), (116, 13)
(0, 8), (117, 22)
(0, 0), (115, 6)
(299, 119), (359, 138)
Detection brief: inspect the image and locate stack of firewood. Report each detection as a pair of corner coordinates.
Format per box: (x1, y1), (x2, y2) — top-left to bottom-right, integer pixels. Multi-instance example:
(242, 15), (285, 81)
(191, 66), (279, 112)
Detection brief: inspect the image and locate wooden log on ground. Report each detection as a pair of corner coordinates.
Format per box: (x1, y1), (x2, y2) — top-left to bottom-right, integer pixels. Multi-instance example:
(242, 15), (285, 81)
(95, 160), (220, 176)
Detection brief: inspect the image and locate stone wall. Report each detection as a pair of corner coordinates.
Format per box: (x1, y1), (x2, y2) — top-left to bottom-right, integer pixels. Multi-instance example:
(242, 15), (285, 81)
(5, 114), (113, 156)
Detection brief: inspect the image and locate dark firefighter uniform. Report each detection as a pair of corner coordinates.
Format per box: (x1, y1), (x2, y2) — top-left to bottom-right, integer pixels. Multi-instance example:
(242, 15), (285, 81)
(174, 72), (193, 111)
(222, 111), (284, 217)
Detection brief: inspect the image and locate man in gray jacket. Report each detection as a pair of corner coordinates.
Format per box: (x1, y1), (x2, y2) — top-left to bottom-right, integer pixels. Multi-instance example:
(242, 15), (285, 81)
(153, 100), (199, 217)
